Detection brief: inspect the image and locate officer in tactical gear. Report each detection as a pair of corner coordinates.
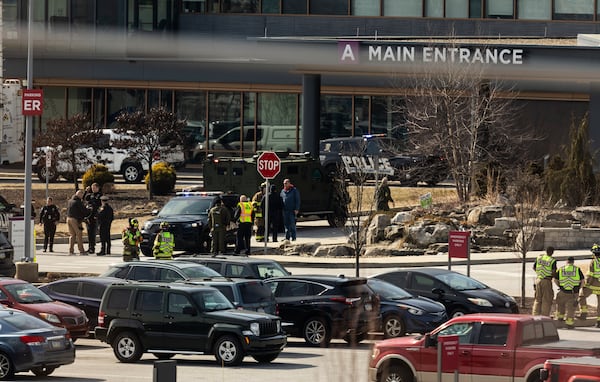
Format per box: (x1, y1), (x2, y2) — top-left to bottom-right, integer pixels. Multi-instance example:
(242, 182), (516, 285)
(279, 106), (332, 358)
(578, 243), (600, 326)
(208, 198), (231, 255)
(252, 183), (266, 242)
(122, 218), (142, 262)
(153, 221), (174, 260)
(554, 256), (584, 329)
(532, 246), (557, 317)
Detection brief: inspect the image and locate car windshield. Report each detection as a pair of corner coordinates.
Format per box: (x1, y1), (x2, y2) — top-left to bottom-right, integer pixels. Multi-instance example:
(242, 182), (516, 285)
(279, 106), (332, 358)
(158, 198), (212, 216)
(180, 264), (222, 279)
(191, 289), (234, 312)
(4, 283), (54, 303)
(368, 278), (413, 299)
(435, 272), (488, 291)
(254, 263), (291, 279)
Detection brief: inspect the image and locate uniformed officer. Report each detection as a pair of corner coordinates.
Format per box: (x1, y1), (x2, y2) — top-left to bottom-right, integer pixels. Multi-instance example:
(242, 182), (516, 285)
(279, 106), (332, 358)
(532, 246), (557, 317)
(122, 218), (142, 262)
(234, 195), (254, 255)
(208, 198), (231, 255)
(578, 243), (600, 327)
(252, 183), (266, 242)
(153, 221), (174, 260)
(554, 256), (584, 329)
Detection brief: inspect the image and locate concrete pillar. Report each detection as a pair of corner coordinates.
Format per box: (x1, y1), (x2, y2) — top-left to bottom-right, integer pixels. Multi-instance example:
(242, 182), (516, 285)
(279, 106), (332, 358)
(589, 82), (600, 172)
(302, 74), (321, 159)
(15, 262), (38, 282)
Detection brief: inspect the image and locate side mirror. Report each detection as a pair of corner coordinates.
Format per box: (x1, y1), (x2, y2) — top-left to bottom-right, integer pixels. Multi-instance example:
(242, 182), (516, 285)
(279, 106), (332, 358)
(431, 288), (445, 296)
(182, 306), (197, 316)
(424, 333), (437, 348)
(0, 299), (12, 307)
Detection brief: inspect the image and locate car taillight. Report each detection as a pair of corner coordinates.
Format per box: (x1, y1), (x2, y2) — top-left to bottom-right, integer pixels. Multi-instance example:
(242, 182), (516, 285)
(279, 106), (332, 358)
(20, 335), (45, 345)
(330, 297), (361, 305)
(98, 310), (105, 327)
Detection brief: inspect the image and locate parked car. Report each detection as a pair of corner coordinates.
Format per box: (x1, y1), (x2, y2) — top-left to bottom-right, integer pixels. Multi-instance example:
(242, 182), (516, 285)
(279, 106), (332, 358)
(140, 191), (239, 256)
(0, 231), (15, 277)
(0, 195), (21, 236)
(179, 278), (278, 315)
(100, 260), (222, 282)
(176, 254), (291, 279)
(95, 281), (287, 365)
(366, 278), (448, 338)
(265, 275), (380, 346)
(372, 268), (518, 318)
(0, 307), (75, 380)
(0, 278), (89, 339)
(38, 276), (122, 334)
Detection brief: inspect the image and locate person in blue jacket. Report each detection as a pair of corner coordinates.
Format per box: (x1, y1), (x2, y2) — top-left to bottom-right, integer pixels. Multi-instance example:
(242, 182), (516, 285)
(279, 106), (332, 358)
(280, 178), (300, 241)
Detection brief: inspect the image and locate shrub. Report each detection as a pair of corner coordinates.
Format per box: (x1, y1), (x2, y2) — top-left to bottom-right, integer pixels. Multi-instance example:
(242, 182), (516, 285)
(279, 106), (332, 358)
(82, 164), (115, 189)
(145, 162), (177, 195)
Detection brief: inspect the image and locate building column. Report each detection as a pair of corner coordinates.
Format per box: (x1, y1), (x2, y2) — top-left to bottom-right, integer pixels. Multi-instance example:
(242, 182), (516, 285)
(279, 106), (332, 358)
(590, 83), (600, 172)
(302, 74), (321, 159)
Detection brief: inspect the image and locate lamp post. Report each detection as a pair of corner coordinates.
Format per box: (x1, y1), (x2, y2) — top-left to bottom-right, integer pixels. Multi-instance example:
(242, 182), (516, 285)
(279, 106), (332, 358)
(23, 0), (34, 262)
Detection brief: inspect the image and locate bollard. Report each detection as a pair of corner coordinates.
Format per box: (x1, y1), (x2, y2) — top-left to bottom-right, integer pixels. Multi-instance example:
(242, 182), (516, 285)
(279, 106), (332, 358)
(153, 360), (176, 382)
(15, 262), (38, 282)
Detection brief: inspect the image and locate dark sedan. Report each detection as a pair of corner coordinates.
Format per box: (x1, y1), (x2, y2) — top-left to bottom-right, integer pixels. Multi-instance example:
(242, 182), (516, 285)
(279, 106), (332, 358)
(0, 307), (75, 380)
(372, 268), (518, 318)
(39, 276), (122, 334)
(367, 278), (447, 338)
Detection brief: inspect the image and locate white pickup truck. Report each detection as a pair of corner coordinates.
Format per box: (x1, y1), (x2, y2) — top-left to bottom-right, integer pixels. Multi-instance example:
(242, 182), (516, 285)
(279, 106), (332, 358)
(32, 129), (186, 183)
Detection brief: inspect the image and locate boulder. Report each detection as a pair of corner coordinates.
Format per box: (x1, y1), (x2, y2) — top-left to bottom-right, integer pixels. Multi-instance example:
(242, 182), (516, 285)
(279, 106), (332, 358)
(313, 244), (354, 257)
(391, 211), (413, 225)
(384, 225), (404, 241)
(407, 221), (451, 247)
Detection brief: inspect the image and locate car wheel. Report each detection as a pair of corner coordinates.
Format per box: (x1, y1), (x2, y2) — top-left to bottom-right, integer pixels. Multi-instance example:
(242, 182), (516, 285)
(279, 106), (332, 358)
(141, 246), (153, 257)
(252, 352), (280, 363)
(37, 166), (59, 182)
(112, 331), (143, 363)
(153, 353), (175, 360)
(31, 366), (57, 377)
(0, 352), (14, 380)
(380, 365), (413, 382)
(122, 162), (143, 183)
(450, 308), (467, 318)
(214, 335), (244, 366)
(383, 314), (406, 338)
(303, 317), (331, 347)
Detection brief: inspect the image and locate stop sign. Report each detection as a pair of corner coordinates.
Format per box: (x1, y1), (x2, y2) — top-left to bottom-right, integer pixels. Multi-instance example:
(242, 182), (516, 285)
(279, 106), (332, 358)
(257, 151), (281, 179)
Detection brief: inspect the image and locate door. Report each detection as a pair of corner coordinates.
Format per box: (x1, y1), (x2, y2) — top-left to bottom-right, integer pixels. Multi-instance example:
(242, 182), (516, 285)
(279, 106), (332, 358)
(468, 323), (513, 381)
(162, 292), (208, 351)
(132, 290), (165, 349)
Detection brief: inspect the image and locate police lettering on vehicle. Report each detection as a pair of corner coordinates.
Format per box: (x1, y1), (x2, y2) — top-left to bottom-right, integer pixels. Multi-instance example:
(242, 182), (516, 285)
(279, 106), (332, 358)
(340, 155), (395, 176)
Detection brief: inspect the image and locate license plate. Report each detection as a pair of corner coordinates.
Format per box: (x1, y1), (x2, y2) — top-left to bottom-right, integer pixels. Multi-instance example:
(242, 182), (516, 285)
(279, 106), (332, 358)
(364, 303), (372, 311)
(49, 339), (64, 350)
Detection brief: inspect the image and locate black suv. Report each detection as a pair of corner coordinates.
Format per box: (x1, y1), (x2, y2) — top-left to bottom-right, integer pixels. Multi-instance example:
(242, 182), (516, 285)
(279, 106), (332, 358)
(140, 191), (239, 256)
(265, 275), (380, 347)
(95, 282), (287, 366)
(176, 254), (291, 279)
(319, 135), (448, 186)
(100, 260), (222, 282)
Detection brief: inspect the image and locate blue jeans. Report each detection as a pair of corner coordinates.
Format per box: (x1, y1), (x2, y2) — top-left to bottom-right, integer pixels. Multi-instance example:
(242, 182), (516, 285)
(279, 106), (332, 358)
(282, 210), (297, 240)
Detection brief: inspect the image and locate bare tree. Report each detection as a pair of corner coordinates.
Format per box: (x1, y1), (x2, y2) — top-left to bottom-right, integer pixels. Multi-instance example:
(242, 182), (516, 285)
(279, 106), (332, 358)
(34, 114), (100, 191)
(115, 107), (186, 199)
(397, 50), (529, 203)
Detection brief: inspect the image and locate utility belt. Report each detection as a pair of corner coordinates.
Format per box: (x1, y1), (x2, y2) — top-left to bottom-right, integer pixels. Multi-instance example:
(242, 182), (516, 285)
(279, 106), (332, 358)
(559, 288), (579, 294)
(538, 276), (553, 280)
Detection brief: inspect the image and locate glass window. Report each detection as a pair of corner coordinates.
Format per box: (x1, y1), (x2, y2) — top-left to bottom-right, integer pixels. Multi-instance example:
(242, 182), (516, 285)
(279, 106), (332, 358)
(258, 92), (297, 125)
(371, 95), (405, 139)
(352, 0), (380, 15)
(554, 0), (593, 20)
(48, 0), (69, 28)
(425, 0), (444, 17)
(148, 90), (173, 110)
(282, 0), (307, 14)
(487, 0), (513, 18)
(41, 87), (67, 132)
(92, 88), (106, 129)
(67, 87), (92, 117)
(49, 281), (78, 295)
(105, 88), (145, 128)
(311, 0), (349, 15)
(212, 285), (235, 302)
(446, 0), (468, 18)
(183, 0), (207, 13)
(262, 0), (280, 13)
(354, 96), (369, 136)
(321, 95), (353, 139)
(72, 0), (94, 28)
(478, 324), (509, 345)
(469, 0), (482, 18)
(81, 282), (107, 299)
(384, 0), (421, 16)
(223, 0), (258, 12)
(168, 293), (192, 313)
(97, 0), (126, 28)
(439, 323), (474, 344)
(208, 91), (242, 137)
(518, 0), (551, 20)
(135, 290), (163, 311)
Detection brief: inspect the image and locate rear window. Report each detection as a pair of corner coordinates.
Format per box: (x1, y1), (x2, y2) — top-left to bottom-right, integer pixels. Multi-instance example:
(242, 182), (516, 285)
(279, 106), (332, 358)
(239, 281), (273, 303)
(47, 280), (78, 296)
(0, 312), (54, 331)
(81, 282), (108, 299)
(179, 264), (221, 279)
(521, 320), (559, 345)
(106, 288), (132, 310)
(340, 283), (372, 298)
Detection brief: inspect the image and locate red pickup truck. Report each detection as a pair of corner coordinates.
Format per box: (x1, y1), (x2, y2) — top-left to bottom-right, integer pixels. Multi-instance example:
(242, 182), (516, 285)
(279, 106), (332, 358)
(368, 313), (600, 382)
(540, 356), (600, 382)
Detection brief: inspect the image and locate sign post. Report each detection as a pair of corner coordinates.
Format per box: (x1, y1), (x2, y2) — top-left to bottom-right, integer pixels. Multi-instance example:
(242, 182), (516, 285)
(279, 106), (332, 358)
(448, 230), (471, 276)
(437, 335), (460, 382)
(257, 152), (281, 253)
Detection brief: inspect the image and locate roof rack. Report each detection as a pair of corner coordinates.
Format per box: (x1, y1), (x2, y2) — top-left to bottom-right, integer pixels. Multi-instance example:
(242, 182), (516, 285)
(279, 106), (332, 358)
(175, 191), (223, 197)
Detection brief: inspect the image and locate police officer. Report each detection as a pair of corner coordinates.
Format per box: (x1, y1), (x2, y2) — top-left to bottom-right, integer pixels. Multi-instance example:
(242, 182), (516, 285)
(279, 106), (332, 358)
(532, 246), (557, 317)
(153, 221), (174, 260)
(208, 198), (231, 255)
(252, 183), (266, 242)
(578, 243), (600, 327)
(39, 196), (60, 253)
(83, 183), (102, 254)
(122, 218), (142, 262)
(554, 256), (584, 329)
(234, 195), (254, 255)
(96, 195), (114, 256)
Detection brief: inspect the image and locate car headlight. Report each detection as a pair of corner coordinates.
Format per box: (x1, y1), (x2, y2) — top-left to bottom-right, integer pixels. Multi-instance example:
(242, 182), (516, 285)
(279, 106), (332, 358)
(505, 295), (516, 303)
(467, 298), (493, 307)
(191, 222), (200, 228)
(243, 322), (260, 337)
(39, 313), (61, 324)
(407, 307), (424, 316)
(144, 222), (152, 230)
(276, 320), (281, 333)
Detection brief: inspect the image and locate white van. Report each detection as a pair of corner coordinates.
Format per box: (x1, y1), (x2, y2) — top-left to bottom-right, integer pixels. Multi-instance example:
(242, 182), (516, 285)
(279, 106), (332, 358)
(194, 125), (299, 159)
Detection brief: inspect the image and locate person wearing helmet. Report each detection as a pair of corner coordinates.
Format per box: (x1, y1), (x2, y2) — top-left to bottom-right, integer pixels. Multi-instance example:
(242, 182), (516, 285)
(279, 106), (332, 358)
(152, 221), (174, 260)
(252, 183), (266, 242)
(532, 246), (557, 317)
(578, 243), (600, 326)
(554, 256), (584, 329)
(122, 218), (142, 262)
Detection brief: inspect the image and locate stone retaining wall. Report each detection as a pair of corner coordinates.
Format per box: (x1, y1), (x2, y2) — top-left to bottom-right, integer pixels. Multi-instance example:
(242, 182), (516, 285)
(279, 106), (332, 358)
(541, 227), (600, 250)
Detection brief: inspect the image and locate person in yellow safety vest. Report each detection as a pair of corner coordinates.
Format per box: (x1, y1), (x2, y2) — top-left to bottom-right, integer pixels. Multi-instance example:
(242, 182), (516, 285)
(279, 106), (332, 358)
(252, 183), (266, 242)
(578, 243), (600, 327)
(122, 218), (143, 262)
(532, 246), (557, 317)
(554, 256), (584, 329)
(234, 195), (254, 255)
(153, 221), (174, 260)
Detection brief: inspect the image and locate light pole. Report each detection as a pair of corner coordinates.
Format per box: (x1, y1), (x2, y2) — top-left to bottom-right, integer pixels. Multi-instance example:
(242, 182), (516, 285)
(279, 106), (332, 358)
(23, 0), (34, 262)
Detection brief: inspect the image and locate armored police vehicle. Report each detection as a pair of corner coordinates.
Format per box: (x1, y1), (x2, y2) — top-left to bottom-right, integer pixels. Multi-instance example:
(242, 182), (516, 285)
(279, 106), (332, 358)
(202, 153), (349, 227)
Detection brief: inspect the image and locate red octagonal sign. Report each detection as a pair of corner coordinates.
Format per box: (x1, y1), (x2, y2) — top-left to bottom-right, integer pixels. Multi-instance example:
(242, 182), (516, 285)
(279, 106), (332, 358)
(257, 151), (281, 179)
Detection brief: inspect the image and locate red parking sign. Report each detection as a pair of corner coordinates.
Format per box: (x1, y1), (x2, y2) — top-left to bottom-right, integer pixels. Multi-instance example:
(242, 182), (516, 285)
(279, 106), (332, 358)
(22, 89), (44, 116)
